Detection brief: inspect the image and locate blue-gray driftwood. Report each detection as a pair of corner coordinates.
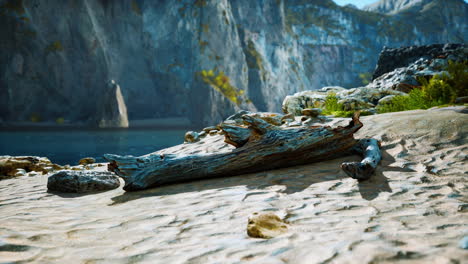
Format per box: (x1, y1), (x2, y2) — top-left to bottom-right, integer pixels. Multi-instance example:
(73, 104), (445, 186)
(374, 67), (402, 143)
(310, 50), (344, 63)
(104, 112), (379, 191)
(341, 138), (382, 181)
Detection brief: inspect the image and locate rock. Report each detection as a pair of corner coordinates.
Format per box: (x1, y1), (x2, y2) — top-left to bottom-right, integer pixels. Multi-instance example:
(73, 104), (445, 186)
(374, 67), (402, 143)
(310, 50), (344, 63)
(247, 212), (288, 239)
(203, 126), (219, 133)
(459, 236), (468, 250)
(184, 131), (200, 143)
(78, 157), (96, 166)
(455, 96), (468, 104)
(96, 80), (129, 128)
(319, 86), (346, 93)
(338, 98), (374, 111)
(28, 171), (40, 177)
(458, 204), (468, 212)
(301, 108), (322, 117)
(0, 156), (62, 179)
(282, 91), (327, 116)
(15, 169), (26, 177)
(372, 44), (466, 80)
(198, 131), (207, 137)
(47, 170), (120, 193)
(378, 95), (397, 105)
(226, 110), (284, 126)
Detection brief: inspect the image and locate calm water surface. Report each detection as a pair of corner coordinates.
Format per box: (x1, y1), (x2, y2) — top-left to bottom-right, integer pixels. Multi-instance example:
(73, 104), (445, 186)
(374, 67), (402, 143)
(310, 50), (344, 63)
(0, 129), (188, 165)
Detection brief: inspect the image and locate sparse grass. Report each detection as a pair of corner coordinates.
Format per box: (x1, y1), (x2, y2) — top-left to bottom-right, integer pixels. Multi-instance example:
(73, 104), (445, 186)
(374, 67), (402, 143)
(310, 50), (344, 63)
(321, 93), (354, 117)
(199, 69), (248, 105)
(377, 60), (468, 113)
(46, 41), (64, 53)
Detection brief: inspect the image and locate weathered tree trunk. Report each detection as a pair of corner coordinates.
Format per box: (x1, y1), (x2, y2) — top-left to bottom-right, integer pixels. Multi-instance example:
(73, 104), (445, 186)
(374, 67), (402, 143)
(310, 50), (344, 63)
(105, 112), (372, 191)
(341, 138), (382, 180)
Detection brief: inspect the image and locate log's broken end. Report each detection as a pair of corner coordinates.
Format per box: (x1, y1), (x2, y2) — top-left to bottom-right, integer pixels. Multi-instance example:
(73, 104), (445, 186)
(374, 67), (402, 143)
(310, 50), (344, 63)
(341, 137), (382, 181)
(341, 162), (375, 181)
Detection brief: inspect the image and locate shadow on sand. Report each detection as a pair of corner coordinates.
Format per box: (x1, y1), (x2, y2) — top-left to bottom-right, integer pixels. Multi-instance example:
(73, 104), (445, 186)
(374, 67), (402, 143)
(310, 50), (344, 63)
(109, 149), (406, 205)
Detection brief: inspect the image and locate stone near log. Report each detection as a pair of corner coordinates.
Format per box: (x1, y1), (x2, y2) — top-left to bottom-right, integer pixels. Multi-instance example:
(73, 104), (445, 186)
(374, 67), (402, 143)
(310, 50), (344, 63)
(184, 131), (200, 143)
(247, 212), (288, 239)
(78, 157), (96, 165)
(0, 156), (62, 179)
(301, 108), (322, 118)
(47, 170), (120, 193)
(96, 80), (129, 128)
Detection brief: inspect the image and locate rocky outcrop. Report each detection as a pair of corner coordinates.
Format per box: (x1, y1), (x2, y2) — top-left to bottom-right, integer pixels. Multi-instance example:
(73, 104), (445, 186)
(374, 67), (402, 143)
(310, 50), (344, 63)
(0, 156), (62, 179)
(96, 80), (129, 128)
(363, 0), (429, 14)
(0, 0), (466, 126)
(47, 170), (120, 193)
(372, 43), (467, 80)
(282, 43), (468, 116)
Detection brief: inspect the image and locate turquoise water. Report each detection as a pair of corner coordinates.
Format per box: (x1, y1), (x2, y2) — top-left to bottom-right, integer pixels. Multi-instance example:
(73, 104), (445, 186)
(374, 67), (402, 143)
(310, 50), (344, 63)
(0, 129), (188, 165)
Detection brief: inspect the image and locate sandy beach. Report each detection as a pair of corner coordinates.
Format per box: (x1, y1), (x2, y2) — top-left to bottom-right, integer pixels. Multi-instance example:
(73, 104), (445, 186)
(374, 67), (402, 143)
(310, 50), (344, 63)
(0, 107), (467, 263)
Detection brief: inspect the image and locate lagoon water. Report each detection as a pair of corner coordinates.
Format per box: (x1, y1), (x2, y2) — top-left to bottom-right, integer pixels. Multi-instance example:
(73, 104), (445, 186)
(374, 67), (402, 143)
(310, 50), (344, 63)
(0, 129), (188, 165)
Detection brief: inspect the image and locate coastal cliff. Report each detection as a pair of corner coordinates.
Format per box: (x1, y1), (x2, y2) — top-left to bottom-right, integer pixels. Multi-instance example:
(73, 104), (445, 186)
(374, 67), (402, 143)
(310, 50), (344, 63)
(0, 0), (466, 126)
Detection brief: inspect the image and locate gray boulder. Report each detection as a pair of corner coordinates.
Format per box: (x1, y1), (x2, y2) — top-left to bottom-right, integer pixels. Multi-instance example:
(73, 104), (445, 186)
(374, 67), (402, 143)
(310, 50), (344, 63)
(47, 170), (120, 193)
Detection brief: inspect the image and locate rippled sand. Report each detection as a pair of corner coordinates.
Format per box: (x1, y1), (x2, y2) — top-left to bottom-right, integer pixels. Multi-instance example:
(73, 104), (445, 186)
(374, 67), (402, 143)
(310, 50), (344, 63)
(1, 107), (467, 263)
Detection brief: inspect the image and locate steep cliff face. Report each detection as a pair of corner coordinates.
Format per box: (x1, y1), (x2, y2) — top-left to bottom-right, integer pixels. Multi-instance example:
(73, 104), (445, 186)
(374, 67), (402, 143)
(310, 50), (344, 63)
(0, 0), (466, 126)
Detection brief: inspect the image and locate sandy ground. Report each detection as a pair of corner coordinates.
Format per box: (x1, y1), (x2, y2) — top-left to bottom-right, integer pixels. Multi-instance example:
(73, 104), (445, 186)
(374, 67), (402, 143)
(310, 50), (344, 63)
(0, 107), (467, 264)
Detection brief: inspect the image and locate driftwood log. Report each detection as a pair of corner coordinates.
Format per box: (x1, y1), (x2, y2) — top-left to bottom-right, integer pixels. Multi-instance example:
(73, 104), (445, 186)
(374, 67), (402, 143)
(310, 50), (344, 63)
(105, 112), (380, 191)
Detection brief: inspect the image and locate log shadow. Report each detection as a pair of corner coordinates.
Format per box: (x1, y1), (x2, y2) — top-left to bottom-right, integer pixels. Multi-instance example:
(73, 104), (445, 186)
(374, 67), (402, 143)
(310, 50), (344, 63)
(109, 154), (358, 205)
(109, 149), (405, 205)
(357, 149), (414, 200)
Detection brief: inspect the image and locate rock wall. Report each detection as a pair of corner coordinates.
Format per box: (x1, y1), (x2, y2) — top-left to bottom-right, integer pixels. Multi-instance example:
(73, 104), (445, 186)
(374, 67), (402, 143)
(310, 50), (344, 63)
(0, 0), (466, 126)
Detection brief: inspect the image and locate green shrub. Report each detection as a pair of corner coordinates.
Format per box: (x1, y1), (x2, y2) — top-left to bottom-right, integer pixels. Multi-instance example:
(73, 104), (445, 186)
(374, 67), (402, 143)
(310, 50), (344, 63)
(321, 93), (354, 117)
(378, 60), (467, 113)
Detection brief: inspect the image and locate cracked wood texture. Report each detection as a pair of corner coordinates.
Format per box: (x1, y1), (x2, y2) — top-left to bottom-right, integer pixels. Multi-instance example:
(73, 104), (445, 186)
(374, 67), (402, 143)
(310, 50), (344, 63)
(105, 113), (364, 191)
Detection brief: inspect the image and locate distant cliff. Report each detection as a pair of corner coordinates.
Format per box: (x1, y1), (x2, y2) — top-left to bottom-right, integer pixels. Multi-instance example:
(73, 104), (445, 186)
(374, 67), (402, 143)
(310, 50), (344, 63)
(0, 0), (466, 126)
